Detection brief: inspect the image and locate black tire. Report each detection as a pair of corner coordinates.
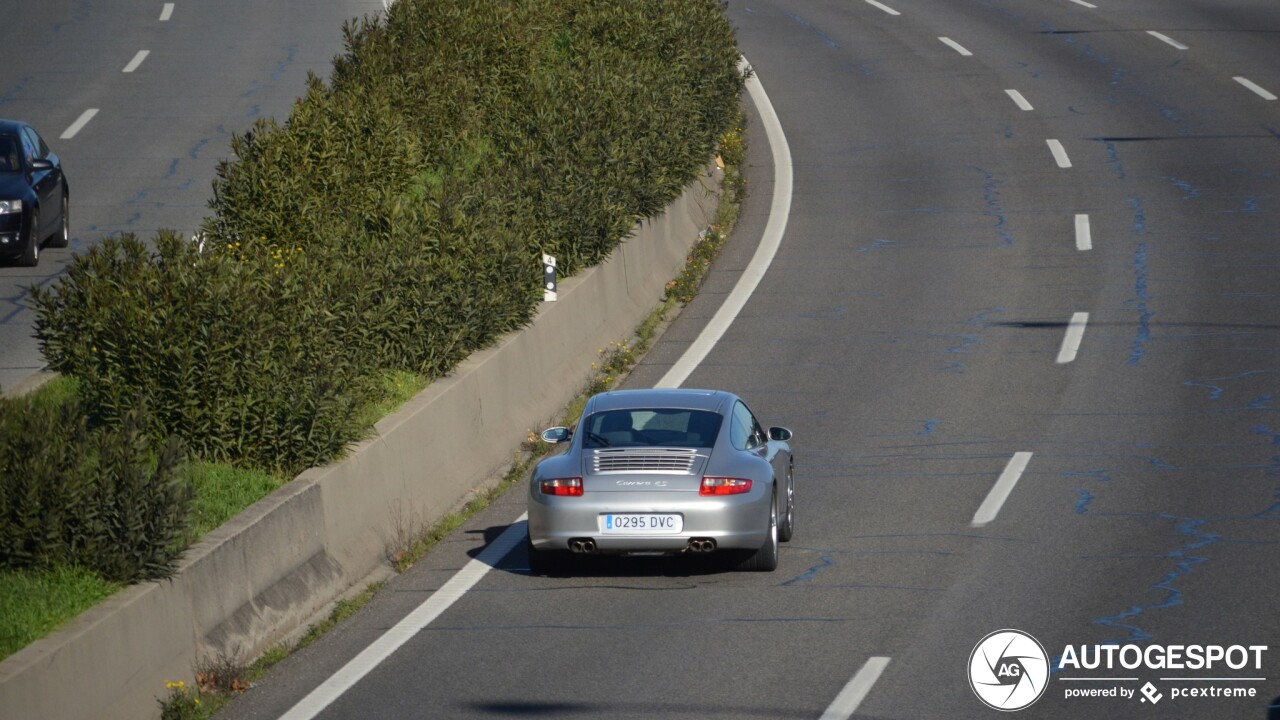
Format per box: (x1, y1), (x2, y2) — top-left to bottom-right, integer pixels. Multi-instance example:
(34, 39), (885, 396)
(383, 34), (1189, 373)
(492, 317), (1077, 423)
(526, 535), (570, 576)
(738, 493), (779, 572)
(47, 193), (69, 248)
(19, 210), (39, 267)
(778, 467), (795, 543)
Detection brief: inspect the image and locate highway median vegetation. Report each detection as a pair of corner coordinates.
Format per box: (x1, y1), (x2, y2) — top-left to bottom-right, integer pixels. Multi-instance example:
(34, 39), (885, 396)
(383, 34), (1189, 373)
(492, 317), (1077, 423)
(3, 0), (742, 658)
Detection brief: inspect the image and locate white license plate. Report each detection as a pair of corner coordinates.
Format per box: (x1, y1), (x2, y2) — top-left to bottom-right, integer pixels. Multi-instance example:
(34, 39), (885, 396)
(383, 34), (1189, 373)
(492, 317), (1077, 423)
(598, 513), (683, 534)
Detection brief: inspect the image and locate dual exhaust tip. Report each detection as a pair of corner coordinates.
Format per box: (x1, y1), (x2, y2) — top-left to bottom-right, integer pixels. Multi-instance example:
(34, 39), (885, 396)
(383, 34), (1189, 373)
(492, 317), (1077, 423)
(566, 538), (718, 553)
(686, 538), (717, 553)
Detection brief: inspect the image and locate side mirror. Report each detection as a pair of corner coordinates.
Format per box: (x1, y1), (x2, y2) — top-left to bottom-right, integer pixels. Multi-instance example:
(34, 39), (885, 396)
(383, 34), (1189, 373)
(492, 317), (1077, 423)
(540, 427), (572, 444)
(768, 426), (792, 442)
(30, 159), (54, 171)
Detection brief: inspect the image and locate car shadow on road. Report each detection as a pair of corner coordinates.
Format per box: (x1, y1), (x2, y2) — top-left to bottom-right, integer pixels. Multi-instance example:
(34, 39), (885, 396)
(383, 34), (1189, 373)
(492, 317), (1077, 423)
(464, 523), (748, 578)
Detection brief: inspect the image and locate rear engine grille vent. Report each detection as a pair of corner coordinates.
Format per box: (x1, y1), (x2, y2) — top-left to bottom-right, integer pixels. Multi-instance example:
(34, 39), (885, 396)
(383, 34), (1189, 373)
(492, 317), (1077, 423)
(592, 449), (700, 474)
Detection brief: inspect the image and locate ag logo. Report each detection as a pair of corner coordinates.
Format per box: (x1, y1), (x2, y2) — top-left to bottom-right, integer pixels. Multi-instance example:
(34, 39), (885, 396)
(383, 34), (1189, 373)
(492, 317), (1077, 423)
(968, 629), (1050, 711)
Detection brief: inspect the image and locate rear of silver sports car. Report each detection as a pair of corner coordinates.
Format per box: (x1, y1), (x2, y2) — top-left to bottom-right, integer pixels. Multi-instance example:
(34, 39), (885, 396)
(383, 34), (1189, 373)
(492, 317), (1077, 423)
(528, 446), (773, 555)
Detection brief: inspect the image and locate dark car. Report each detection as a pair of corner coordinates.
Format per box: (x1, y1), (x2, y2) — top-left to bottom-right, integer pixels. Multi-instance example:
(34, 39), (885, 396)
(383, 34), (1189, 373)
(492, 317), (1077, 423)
(0, 119), (68, 266)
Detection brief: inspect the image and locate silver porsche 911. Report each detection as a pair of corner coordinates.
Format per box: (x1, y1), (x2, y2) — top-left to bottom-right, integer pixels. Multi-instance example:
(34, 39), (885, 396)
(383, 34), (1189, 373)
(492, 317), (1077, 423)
(526, 388), (794, 573)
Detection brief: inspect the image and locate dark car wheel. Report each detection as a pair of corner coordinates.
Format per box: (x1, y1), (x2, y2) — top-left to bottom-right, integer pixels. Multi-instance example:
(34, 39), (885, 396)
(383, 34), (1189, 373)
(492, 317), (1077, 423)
(47, 193), (69, 248)
(738, 493), (779, 572)
(778, 468), (795, 543)
(19, 209), (38, 267)
(526, 535), (570, 576)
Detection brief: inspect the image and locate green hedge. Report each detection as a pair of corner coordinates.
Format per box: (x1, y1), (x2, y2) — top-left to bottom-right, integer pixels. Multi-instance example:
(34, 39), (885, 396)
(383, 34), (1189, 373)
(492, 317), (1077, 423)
(31, 0), (743, 477)
(0, 396), (190, 582)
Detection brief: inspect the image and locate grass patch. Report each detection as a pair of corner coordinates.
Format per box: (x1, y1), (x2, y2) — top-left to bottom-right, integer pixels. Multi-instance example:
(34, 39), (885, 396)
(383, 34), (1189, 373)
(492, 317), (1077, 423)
(158, 581), (387, 719)
(184, 462), (287, 542)
(352, 370), (430, 433)
(23, 374), (80, 410)
(0, 565), (120, 660)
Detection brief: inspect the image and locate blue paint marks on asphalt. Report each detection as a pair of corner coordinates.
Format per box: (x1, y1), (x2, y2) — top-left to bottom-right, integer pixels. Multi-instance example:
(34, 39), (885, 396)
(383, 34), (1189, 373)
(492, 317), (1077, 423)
(0, 76), (32, 108)
(1243, 197), (1258, 212)
(1015, 61), (1040, 80)
(1101, 141), (1126, 179)
(1253, 426), (1280, 446)
(783, 554), (835, 586)
(1166, 176), (1199, 199)
(1003, 125), (1014, 140)
(1075, 488), (1094, 515)
(1185, 371), (1280, 403)
(242, 80), (259, 98)
(1065, 469), (1112, 483)
(1148, 457), (1177, 471)
(1169, 59), (1183, 69)
(917, 420), (941, 437)
(856, 60), (882, 76)
(941, 362), (965, 374)
(162, 159), (179, 180)
(1075, 489), (1280, 645)
(784, 13), (838, 49)
(1130, 198), (1147, 235)
(1068, 106), (1084, 115)
(272, 45), (299, 81)
(1184, 379), (1225, 400)
(1127, 240), (1152, 366)
(969, 165), (1015, 246)
(248, 104), (261, 118)
(177, 178), (195, 190)
(858, 238), (896, 253)
(190, 137), (210, 160)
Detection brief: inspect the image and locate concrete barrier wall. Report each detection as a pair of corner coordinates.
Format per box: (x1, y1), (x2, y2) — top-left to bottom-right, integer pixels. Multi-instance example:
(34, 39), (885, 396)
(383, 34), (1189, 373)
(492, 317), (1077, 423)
(0, 171), (720, 720)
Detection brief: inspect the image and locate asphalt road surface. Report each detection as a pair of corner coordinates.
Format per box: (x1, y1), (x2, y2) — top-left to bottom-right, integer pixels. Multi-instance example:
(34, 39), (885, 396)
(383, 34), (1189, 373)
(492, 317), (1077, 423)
(52, 0), (1280, 718)
(0, 0), (381, 392)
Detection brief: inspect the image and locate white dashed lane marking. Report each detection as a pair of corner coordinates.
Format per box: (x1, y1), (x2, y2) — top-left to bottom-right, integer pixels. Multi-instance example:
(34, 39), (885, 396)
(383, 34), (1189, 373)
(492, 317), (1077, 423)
(123, 50), (150, 73)
(938, 37), (973, 56)
(1234, 76), (1277, 101)
(1147, 31), (1188, 50)
(1005, 89), (1033, 111)
(60, 109), (99, 139)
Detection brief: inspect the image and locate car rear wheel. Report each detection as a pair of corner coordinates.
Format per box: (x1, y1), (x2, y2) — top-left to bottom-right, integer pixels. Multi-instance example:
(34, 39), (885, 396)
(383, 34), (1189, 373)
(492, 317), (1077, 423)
(526, 535), (571, 576)
(738, 493), (779, 572)
(19, 210), (39, 267)
(47, 193), (69, 248)
(778, 468), (795, 543)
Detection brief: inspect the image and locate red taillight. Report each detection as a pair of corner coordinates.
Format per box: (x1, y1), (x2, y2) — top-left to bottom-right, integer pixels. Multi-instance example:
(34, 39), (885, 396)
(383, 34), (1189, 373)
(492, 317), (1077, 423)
(700, 477), (752, 496)
(540, 477), (583, 496)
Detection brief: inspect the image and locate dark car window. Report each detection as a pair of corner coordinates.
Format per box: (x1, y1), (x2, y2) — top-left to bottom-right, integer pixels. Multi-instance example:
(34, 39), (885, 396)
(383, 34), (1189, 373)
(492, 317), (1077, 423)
(0, 136), (18, 172)
(731, 401), (765, 450)
(25, 127), (49, 159)
(583, 409), (722, 448)
(18, 129), (35, 164)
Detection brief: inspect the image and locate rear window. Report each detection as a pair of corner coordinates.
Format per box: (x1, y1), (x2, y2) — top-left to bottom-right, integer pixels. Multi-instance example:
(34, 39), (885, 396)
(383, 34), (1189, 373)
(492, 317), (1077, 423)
(582, 409), (722, 449)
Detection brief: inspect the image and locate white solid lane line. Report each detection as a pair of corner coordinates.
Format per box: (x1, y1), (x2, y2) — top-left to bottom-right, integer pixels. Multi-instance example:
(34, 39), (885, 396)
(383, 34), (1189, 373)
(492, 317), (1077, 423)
(865, 0), (901, 16)
(938, 37), (973, 56)
(277, 59), (793, 720)
(1046, 139), (1072, 168)
(159, 3), (174, 21)
(60, 109), (99, 139)
(123, 50), (150, 73)
(1146, 31), (1188, 50)
(1005, 89), (1033, 111)
(971, 452), (1034, 527)
(656, 59), (792, 388)
(821, 657), (892, 720)
(1234, 76), (1278, 101)
(278, 517), (530, 720)
(1069, 0), (1097, 7)
(1056, 312), (1089, 364)
(1075, 214), (1092, 251)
